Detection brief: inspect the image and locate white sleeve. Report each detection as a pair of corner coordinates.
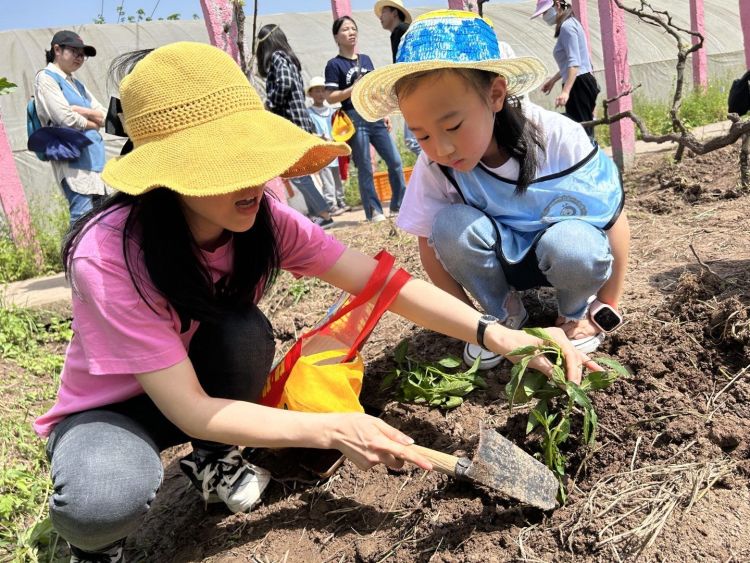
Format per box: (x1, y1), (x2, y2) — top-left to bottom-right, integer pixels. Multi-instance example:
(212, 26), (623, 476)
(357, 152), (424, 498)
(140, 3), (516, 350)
(395, 152), (463, 238)
(530, 104), (594, 172)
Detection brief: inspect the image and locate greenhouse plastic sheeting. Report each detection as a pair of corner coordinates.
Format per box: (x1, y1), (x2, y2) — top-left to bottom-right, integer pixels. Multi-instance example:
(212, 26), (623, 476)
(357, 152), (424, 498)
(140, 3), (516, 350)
(0, 0), (744, 211)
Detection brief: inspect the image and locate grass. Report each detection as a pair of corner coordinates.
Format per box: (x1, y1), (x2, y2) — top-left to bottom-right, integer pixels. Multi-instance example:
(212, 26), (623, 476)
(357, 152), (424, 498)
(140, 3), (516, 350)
(0, 305), (71, 562)
(0, 192), (68, 284)
(594, 78), (732, 147)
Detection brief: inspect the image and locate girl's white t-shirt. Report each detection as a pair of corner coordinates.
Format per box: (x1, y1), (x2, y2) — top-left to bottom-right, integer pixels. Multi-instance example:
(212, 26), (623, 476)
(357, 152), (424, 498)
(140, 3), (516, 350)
(395, 103), (595, 239)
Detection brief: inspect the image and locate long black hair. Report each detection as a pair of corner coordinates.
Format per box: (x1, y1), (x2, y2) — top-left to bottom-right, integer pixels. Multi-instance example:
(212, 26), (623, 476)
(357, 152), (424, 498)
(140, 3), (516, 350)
(63, 50), (281, 330)
(395, 68), (545, 195)
(256, 24), (301, 79)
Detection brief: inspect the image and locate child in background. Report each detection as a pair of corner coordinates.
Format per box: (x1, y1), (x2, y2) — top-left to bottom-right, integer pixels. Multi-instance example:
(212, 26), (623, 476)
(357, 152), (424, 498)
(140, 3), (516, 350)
(307, 76), (351, 215)
(352, 10), (629, 369)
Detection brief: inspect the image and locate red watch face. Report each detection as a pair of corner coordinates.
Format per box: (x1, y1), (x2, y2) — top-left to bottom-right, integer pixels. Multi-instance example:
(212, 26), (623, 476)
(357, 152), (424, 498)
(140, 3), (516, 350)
(592, 306), (621, 332)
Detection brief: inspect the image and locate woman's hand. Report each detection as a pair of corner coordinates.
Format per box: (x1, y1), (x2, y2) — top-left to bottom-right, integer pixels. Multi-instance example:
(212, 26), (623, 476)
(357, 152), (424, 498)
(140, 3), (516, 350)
(499, 326), (601, 385)
(383, 116), (392, 132)
(328, 413), (433, 471)
(555, 91), (570, 107)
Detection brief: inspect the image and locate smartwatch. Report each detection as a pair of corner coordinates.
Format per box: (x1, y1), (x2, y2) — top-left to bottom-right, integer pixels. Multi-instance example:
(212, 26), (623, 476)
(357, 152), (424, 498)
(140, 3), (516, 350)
(477, 314), (500, 349)
(589, 300), (623, 333)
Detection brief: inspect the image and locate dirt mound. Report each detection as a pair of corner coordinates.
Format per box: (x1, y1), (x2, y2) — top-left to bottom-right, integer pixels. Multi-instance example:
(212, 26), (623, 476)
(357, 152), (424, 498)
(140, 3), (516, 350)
(626, 144), (744, 214)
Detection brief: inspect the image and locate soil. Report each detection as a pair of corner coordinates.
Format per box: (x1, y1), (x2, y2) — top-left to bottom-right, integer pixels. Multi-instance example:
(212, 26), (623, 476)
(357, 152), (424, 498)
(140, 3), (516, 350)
(26, 144), (750, 561)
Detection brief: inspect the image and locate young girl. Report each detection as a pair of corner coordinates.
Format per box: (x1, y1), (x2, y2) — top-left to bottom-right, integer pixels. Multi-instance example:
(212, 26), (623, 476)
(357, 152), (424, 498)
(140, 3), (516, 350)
(256, 24), (334, 228)
(532, 0), (600, 138)
(324, 15), (407, 222)
(352, 10), (629, 369)
(35, 42), (592, 562)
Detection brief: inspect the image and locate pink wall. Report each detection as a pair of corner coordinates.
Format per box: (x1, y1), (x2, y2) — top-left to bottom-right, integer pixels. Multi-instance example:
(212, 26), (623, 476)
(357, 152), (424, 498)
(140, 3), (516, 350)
(598, 0), (635, 168)
(447, 0), (479, 12)
(689, 0), (708, 90)
(199, 0), (240, 64)
(741, 0), (750, 69)
(331, 0), (352, 19)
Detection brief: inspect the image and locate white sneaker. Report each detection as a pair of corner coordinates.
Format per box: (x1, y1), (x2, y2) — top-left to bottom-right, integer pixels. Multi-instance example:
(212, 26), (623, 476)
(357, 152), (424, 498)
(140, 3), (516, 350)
(371, 213), (386, 223)
(180, 447), (271, 513)
(463, 292), (528, 370)
(570, 332), (605, 354)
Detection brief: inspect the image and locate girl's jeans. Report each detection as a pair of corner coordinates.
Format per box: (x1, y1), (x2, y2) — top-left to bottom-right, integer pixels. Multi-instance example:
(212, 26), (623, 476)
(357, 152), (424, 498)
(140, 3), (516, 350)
(45, 305), (275, 552)
(346, 108), (406, 219)
(431, 205), (613, 321)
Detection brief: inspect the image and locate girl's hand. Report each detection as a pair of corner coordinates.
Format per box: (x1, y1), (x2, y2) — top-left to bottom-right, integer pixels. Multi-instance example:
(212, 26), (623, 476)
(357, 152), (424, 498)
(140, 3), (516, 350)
(556, 316), (600, 340)
(328, 413), (433, 471)
(502, 326), (601, 385)
(555, 91), (570, 107)
(541, 78), (556, 94)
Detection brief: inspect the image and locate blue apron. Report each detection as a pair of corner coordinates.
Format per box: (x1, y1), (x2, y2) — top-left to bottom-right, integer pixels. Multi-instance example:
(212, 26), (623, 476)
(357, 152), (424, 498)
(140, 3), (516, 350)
(438, 146), (623, 264)
(44, 70), (105, 172)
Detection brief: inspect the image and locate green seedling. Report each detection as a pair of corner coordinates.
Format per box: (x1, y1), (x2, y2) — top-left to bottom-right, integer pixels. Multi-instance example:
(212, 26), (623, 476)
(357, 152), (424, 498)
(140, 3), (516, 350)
(505, 328), (628, 503)
(382, 339), (486, 409)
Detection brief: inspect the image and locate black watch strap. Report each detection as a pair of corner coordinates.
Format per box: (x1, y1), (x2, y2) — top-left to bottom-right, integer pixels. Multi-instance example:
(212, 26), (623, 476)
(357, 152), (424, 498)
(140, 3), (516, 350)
(477, 314), (499, 349)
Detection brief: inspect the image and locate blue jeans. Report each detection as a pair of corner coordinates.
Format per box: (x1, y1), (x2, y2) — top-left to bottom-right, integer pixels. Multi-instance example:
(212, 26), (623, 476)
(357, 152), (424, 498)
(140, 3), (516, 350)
(45, 306), (275, 552)
(347, 108), (406, 219)
(430, 205), (612, 320)
(290, 175), (328, 217)
(61, 178), (99, 227)
(403, 122), (421, 156)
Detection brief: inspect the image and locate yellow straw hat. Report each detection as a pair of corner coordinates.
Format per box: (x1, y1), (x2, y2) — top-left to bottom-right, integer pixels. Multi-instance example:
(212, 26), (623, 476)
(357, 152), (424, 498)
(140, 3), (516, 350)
(352, 10), (547, 122)
(103, 42), (350, 196)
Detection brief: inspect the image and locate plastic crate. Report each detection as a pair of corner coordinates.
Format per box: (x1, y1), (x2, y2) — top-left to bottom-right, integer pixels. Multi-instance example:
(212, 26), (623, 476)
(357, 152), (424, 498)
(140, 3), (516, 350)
(373, 166), (413, 202)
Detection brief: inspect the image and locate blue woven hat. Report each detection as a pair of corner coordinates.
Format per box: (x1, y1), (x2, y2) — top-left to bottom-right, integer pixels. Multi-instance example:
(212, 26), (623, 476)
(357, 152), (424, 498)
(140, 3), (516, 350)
(352, 10), (547, 121)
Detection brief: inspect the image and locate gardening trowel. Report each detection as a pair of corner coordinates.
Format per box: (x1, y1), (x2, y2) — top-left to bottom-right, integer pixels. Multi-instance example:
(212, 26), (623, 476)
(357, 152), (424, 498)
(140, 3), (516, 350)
(408, 423), (559, 510)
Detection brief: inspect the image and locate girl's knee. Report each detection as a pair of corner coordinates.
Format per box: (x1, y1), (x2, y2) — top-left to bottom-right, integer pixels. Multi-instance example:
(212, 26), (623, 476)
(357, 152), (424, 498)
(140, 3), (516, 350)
(537, 221), (612, 281)
(431, 205), (488, 250)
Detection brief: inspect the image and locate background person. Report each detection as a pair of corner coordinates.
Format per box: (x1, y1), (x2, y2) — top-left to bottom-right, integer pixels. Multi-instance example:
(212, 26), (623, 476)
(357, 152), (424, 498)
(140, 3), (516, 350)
(34, 30), (107, 226)
(324, 15), (407, 222)
(256, 24), (335, 229)
(307, 76), (350, 215)
(532, 0), (600, 139)
(375, 0), (421, 156)
(36, 42), (593, 563)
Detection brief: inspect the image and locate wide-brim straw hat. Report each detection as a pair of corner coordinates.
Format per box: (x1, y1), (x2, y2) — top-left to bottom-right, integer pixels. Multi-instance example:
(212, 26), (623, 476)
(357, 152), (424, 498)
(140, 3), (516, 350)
(103, 42), (350, 196)
(352, 10), (547, 122)
(374, 0), (413, 24)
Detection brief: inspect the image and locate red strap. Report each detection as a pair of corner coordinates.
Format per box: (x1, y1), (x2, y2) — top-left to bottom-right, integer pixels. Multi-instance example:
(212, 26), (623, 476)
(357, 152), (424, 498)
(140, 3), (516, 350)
(343, 268), (412, 362)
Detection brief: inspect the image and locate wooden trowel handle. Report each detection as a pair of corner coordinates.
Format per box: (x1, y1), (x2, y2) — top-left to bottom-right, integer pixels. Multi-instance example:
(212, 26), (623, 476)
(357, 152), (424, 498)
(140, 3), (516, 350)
(408, 445), (466, 477)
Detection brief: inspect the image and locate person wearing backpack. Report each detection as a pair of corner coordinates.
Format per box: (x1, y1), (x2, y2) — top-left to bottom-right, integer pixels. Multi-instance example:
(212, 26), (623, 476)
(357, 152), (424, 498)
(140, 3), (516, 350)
(34, 31), (107, 226)
(728, 69), (750, 117)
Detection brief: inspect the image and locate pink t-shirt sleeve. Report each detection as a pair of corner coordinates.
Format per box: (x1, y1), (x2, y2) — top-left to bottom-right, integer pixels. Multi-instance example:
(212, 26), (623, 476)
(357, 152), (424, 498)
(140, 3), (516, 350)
(269, 196), (346, 276)
(69, 233), (188, 377)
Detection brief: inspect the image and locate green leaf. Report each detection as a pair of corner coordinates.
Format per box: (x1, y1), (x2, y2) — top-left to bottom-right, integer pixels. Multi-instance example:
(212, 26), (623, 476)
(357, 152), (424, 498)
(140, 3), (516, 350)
(437, 356), (461, 368)
(523, 371), (548, 397)
(394, 339), (409, 364)
(594, 357), (630, 378)
(583, 370), (618, 391)
(565, 381), (593, 411)
(550, 365), (567, 387)
(526, 399), (548, 434)
(534, 382), (565, 401)
(554, 416), (571, 445)
(506, 345), (539, 357)
(0, 77), (17, 95)
(444, 395), (464, 409)
(473, 375), (487, 389)
(380, 370), (397, 390)
(583, 407), (599, 445)
(523, 327), (557, 344)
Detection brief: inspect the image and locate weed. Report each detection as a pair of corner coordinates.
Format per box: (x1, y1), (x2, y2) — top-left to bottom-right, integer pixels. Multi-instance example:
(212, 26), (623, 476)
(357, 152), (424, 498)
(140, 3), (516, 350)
(0, 306), (69, 561)
(382, 339), (486, 409)
(505, 328), (628, 502)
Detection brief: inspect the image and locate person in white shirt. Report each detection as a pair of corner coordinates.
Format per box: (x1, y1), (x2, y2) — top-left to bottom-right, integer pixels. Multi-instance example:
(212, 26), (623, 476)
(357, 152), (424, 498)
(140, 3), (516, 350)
(34, 30), (107, 226)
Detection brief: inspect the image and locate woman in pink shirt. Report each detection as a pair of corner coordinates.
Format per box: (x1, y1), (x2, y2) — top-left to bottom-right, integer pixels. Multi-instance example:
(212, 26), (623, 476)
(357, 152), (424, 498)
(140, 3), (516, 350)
(38, 42), (592, 562)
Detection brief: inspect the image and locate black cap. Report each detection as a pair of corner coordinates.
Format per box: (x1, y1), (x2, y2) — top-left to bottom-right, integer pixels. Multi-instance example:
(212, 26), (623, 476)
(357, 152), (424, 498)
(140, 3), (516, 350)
(51, 30), (96, 57)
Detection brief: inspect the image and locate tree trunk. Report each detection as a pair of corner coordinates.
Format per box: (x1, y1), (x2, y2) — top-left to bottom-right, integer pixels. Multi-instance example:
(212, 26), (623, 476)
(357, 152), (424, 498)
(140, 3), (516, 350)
(741, 133), (750, 189)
